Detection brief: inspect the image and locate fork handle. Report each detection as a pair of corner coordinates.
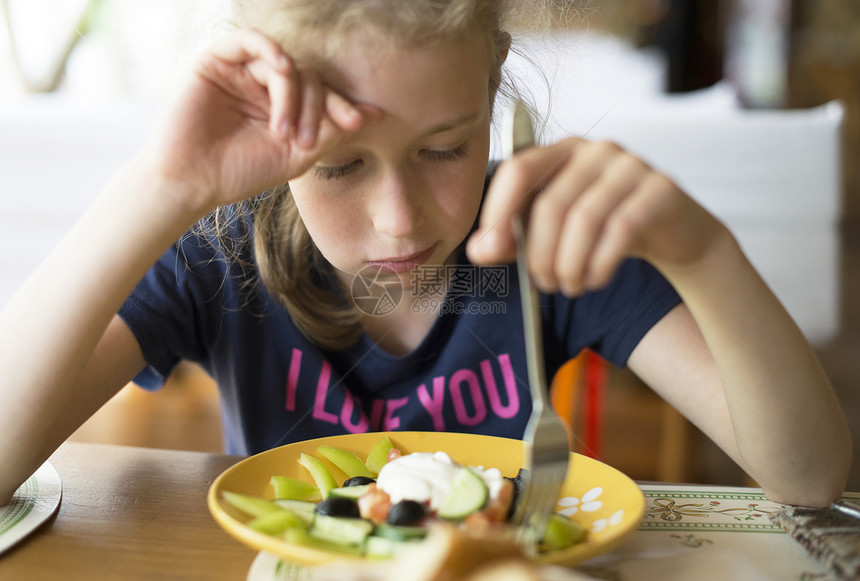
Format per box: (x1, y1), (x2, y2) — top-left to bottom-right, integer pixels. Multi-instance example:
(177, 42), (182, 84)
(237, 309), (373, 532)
(513, 215), (550, 410)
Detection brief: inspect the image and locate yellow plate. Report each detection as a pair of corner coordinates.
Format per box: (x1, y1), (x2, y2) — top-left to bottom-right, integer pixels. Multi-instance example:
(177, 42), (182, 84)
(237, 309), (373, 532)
(208, 432), (643, 567)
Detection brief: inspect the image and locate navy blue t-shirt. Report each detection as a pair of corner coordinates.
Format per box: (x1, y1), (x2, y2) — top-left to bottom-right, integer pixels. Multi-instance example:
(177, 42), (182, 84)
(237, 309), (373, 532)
(119, 195), (681, 456)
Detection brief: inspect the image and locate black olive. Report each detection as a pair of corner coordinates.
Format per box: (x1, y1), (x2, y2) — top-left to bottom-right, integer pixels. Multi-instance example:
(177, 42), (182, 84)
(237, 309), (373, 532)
(387, 500), (428, 526)
(515, 468), (529, 489)
(505, 476), (519, 521)
(343, 476), (376, 487)
(506, 469), (530, 521)
(315, 497), (360, 518)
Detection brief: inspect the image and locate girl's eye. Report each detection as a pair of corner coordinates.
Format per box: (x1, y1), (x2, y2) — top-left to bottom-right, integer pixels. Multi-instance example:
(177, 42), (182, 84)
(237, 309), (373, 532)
(422, 144), (468, 162)
(313, 145), (467, 180)
(314, 160), (362, 180)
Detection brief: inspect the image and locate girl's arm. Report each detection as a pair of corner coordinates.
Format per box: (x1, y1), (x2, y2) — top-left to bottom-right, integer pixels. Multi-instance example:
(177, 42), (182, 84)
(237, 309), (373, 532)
(468, 138), (852, 507)
(0, 30), (376, 504)
(0, 163), (198, 504)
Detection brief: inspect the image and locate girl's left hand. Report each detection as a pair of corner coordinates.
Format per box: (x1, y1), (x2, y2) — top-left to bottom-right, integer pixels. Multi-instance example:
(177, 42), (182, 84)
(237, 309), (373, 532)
(466, 137), (728, 294)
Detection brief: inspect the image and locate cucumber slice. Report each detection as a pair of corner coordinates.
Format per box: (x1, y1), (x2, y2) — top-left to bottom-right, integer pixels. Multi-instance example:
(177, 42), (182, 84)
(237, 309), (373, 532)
(247, 509), (309, 535)
(437, 466), (488, 520)
(329, 484), (372, 500)
(310, 514), (374, 546)
(365, 436), (395, 476)
(270, 475), (322, 501)
(221, 491), (282, 519)
(317, 446), (374, 478)
(540, 513), (587, 551)
(364, 535), (398, 558)
(373, 522), (428, 542)
(298, 453), (339, 499)
(272, 499), (317, 522)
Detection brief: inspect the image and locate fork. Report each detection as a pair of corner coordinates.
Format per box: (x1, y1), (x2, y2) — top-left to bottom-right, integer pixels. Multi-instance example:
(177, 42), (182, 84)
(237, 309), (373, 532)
(504, 100), (572, 550)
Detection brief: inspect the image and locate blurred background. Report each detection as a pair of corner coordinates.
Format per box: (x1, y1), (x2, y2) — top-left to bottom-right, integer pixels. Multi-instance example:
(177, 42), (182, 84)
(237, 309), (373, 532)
(1, 0), (858, 489)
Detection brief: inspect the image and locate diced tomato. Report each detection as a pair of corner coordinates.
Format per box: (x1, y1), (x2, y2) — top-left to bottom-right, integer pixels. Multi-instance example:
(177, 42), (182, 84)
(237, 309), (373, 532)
(386, 448), (402, 462)
(482, 478), (514, 522)
(357, 483), (392, 525)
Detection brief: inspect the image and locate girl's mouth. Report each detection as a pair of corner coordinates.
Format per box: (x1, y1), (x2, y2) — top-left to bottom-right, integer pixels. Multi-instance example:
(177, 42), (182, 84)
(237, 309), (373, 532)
(367, 243), (439, 273)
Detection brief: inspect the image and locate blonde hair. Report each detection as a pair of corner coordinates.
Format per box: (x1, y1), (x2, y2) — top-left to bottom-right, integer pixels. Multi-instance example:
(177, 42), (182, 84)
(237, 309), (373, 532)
(207, 0), (563, 350)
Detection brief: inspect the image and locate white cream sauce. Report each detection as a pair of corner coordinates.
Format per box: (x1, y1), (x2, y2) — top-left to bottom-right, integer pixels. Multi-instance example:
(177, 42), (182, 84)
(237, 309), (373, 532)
(376, 451), (505, 510)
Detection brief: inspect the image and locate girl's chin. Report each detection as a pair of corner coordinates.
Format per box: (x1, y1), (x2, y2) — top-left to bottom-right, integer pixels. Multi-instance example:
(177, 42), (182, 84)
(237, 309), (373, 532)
(335, 260), (448, 297)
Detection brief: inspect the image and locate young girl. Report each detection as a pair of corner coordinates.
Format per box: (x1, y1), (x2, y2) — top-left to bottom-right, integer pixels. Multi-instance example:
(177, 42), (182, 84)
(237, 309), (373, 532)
(0, 0), (851, 508)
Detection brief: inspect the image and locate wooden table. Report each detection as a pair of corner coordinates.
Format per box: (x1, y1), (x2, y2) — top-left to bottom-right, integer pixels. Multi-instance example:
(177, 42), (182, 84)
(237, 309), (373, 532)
(2, 442), (856, 581)
(0, 442), (257, 580)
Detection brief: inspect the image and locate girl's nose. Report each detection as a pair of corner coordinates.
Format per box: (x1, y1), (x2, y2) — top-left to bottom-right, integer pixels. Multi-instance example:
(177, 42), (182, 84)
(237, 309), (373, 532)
(370, 169), (423, 239)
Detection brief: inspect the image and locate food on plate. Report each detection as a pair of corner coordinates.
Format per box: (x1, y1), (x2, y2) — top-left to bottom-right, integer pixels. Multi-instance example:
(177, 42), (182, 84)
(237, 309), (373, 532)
(288, 525), (599, 581)
(370, 450), (507, 523)
(383, 522), (530, 581)
(365, 436), (396, 475)
(270, 475), (321, 501)
(298, 453), (339, 499)
(220, 437), (586, 558)
(318, 445), (375, 478)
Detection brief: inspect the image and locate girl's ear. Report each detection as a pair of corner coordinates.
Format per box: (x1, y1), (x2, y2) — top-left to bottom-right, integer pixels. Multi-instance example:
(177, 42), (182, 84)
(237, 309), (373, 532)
(496, 31), (512, 67)
(490, 31), (512, 101)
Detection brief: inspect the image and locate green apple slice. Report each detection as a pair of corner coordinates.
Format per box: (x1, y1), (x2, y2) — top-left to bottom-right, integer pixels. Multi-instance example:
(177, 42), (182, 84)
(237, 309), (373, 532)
(330, 484), (373, 500)
(540, 513), (587, 551)
(221, 490), (282, 519)
(270, 475), (322, 501)
(365, 436), (395, 476)
(273, 499), (317, 522)
(283, 527), (364, 556)
(317, 445), (374, 478)
(298, 453), (339, 499)
(247, 508), (309, 535)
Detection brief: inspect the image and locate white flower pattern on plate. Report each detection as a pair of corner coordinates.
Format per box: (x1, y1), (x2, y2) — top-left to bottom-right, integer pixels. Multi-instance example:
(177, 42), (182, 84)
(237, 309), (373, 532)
(592, 509), (625, 532)
(556, 487), (624, 532)
(557, 486), (603, 516)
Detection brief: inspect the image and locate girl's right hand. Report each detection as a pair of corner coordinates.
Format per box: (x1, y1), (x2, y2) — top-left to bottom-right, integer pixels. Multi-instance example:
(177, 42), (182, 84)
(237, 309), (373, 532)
(139, 29), (377, 213)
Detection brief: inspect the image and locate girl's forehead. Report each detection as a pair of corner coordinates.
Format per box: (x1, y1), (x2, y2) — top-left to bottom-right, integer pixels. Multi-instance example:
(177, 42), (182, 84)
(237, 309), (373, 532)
(318, 35), (492, 122)
(317, 32), (489, 82)
(298, 27), (486, 69)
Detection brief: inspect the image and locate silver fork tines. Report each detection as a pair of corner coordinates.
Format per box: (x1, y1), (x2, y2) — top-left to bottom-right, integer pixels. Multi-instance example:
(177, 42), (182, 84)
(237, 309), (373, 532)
(505, 101), (571, 550)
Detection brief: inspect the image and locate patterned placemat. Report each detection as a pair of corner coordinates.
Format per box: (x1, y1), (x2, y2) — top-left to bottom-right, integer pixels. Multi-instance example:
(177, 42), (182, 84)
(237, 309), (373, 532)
(639, 485), (788, 533)
(0, 462), (62, 556)
(578, 485), (860, 581)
